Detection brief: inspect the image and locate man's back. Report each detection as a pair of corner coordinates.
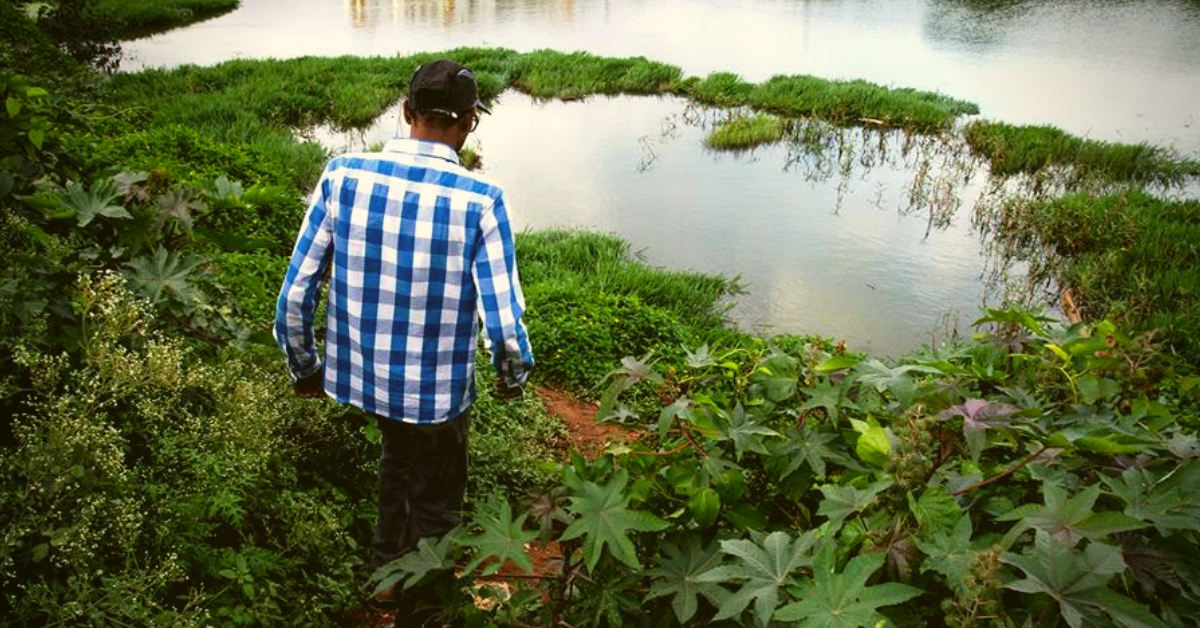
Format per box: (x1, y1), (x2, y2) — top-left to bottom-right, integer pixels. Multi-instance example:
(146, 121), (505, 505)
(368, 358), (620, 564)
(275, 137), (533, 423)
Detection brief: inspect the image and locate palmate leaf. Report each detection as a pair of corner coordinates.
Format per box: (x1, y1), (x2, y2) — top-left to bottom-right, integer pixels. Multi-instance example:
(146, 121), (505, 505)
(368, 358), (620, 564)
(683, 343), (716, 369)
(59, 178), (131, 227)
(1101, 462), (1200, 534)
(817, 478), (894, 532)
(695, 530), (820, 628)
(938, 398), (1017, 461)
(372, 529), (462, 596)
(598, 353), (663, 419)
(717, 403), (778, 460)
(849, 417), (890, 468)
(851, 359), (943, 407)
(1003, 531), (1170, 628)
(559, 468), (669, 571)
(645, 536), (726, 623)
(775, 541), (922, 628)
(799, 378), (858, 426)
(124, 247), (204, 305)
(461, 498), (539, 576)
(914, 514), (981, 596)
(156, 187), (206, 230)
(768, 424), (847, 479)
(748, 352), (800, 402)
(997, 483), (1146, 546)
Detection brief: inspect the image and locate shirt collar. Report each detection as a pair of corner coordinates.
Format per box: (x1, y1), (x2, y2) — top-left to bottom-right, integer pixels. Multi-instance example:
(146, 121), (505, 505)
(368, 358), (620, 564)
(382, 138), (461, 166)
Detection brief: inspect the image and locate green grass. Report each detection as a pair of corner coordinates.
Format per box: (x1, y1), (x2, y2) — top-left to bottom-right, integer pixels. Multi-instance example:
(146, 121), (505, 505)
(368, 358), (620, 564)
(683, 71), (980, 133)
(994, 190), (1200, 359)
(96, 0), (240, 40)
(507, 49), (685, 100)
(964, 120), (1200, 188)
(515, 230), (745, 396)
(706, 114), (787, 150)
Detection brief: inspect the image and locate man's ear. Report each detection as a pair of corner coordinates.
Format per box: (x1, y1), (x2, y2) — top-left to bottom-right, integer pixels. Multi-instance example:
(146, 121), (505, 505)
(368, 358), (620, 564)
(402, 100), (414, 125)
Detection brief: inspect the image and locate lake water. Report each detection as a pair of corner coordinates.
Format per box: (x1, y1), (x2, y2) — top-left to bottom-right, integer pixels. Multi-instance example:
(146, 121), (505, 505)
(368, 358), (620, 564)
(120, 0), (1200, 356)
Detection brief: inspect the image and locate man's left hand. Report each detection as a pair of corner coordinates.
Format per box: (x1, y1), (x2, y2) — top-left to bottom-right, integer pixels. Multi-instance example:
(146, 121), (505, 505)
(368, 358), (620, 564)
(293, 370), (325, 398)
(494, 379), (523, 400)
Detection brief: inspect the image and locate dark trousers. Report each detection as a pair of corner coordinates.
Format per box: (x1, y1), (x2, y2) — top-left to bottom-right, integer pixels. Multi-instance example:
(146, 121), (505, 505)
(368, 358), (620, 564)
(372, 411), (470, 627)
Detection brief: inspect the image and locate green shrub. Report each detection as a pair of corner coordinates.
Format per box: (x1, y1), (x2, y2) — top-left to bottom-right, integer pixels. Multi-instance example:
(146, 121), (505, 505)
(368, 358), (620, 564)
(0, 273), (375, 626)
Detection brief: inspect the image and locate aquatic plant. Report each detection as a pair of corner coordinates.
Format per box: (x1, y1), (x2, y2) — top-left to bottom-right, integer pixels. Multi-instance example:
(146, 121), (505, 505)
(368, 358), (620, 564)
(705, 113), (787, 150)
(964, 120), (1200, 190)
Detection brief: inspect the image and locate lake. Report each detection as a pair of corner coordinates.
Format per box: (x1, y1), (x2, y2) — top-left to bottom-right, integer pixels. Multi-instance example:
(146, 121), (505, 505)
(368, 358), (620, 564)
(120, 0), (1200, 355)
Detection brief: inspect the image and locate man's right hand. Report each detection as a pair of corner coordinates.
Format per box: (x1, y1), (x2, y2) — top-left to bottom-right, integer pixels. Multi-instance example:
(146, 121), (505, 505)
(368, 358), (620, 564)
(293, 370), (325, 398)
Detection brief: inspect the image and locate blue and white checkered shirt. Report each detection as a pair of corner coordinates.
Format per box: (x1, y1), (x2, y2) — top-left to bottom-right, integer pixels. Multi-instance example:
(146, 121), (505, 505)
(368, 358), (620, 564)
(274, 138), (534, 424)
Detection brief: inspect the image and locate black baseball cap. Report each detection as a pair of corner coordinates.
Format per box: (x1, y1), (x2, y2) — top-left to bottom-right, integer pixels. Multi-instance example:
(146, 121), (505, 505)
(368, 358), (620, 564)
(407, 59), (491, 119)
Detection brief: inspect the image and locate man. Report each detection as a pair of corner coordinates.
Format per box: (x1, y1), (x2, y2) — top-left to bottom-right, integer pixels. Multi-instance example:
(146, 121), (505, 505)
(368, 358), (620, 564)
(274, 59), (534, 627)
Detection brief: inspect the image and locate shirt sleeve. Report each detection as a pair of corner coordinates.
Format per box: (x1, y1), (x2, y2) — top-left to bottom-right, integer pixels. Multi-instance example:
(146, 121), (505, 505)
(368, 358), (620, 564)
(274, 168), (336, 382)
(474, 190), (535, 388)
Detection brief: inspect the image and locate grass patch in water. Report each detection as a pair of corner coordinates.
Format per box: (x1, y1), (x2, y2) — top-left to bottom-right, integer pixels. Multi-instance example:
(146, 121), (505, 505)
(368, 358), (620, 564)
(96, 0), (240, 40)
(508, 49), (684, 100)
(683, 71), (979, 133)
(964, 120), (1200, 188)
(995, 190), (1200, 359)
(706, 114), (786, 150)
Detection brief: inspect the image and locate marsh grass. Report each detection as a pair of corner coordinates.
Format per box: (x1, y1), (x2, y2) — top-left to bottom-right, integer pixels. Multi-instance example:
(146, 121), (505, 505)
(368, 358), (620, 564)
(515, 229), (744, 396)
(508, 49), (685, 100)
(964, 120), (1200, 189)
(685, 71), (979, 133)
(706, 114), (786, 150)
(985, 190), (1200, 358)
(517, 229), (740, 324)
(96, 0), (239, 40)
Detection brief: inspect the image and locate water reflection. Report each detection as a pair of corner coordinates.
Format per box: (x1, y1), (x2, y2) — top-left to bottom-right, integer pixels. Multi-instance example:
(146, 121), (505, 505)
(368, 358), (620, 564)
(342, 0), (581, 30)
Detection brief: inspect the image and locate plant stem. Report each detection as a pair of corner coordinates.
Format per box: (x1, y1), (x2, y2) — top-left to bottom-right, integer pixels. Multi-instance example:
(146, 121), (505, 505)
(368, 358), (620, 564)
(953, 446), (1050, 496)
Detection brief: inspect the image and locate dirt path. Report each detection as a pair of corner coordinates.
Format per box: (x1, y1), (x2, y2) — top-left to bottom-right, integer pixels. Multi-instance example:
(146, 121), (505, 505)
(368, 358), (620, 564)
(535, 386), (631, 458)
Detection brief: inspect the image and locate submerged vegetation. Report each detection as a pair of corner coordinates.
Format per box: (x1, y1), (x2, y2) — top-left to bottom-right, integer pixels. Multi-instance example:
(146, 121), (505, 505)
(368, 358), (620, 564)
(3, 3), (1200, 627)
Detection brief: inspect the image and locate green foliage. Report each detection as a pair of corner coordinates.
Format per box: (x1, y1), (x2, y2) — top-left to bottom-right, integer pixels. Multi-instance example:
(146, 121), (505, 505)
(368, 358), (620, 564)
(684, 70), (979, 133)
(0, 2), (80, 78)
(508, 49), (684, 100)
(1, 273), (375, 626)
(776, 541), (923, 628)
(365, 306), (1199, 628)
(964, 120), (1200, 188)
(0, 73), (89, 200)
(468, 366), (569, 500)
(1003, 531), (1171, 628)
(517, 230), (742, 398)
(706, 114), (787, 150)
(984, 190), (1200, 364)
(26, 0), (123, 73)
(94, 0), (240, 40)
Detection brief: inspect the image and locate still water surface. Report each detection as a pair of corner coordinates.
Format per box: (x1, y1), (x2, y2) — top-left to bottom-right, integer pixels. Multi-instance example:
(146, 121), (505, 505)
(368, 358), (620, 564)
(122, 0), (1200, 355)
